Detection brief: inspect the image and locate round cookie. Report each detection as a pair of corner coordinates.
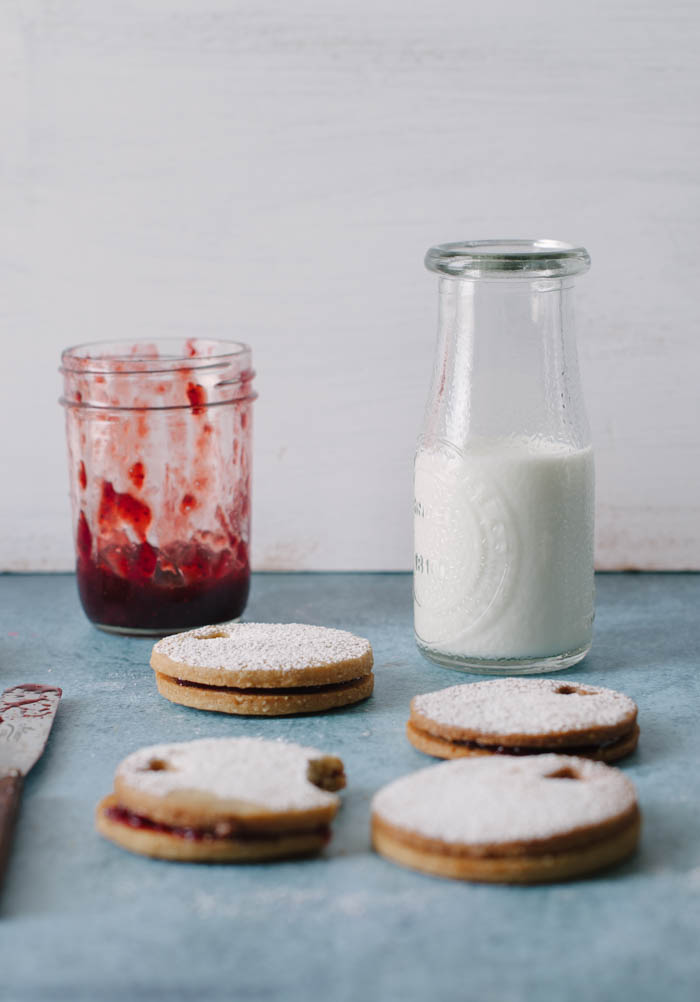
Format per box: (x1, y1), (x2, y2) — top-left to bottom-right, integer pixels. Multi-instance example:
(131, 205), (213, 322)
(407, 678), (639, 763)
(151, 622), (374, 716)
(96, 737), (346, 862)
(372, 755), (640, 883)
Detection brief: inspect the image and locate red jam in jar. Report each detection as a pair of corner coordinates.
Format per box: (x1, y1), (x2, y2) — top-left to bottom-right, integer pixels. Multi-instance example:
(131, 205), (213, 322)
(61, 339), (255, 634)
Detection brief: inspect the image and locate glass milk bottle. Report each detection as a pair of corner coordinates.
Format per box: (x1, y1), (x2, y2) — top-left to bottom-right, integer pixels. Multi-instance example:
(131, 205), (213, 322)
(414, 240), (594, 674)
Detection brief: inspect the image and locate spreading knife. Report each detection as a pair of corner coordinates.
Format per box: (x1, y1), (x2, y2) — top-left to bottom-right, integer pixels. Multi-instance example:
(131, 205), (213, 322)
(0, 684), (62, 888)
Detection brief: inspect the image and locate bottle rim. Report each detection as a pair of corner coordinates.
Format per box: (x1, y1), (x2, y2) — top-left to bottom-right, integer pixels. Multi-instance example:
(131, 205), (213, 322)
(425, 240), (591, 279)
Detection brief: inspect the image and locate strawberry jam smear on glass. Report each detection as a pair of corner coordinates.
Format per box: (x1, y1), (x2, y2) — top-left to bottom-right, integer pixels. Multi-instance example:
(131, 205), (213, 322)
(61, 339), (255, 634)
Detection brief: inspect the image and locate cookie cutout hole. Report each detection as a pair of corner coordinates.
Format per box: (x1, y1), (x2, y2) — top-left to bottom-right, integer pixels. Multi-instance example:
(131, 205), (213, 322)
(145, 758), (170, 772)
(545, 767), (580, 780)
(555, 684), (594, 696)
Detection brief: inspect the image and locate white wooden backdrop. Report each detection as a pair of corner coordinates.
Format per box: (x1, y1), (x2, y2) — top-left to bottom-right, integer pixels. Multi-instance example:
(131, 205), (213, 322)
(1, 0), (699, 571)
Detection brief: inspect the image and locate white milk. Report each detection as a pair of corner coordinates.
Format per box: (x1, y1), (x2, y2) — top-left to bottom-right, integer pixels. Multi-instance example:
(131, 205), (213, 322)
(413, 437), (594, 662)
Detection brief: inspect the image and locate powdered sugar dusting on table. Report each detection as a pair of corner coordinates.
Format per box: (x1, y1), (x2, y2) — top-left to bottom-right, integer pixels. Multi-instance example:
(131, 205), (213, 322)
(153, 623), (371, 673)
(117, 738), (340, 810)
(412, 679), (636, 736)
(372, 755), (637, 845)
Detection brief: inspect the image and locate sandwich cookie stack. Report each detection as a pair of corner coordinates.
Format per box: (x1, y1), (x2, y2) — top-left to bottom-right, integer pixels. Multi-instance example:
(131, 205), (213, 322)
(407, 678), (639, 763)
(372, 754), (641, 883)
(151, 622), (374, 716)
(97, 737), (346, 862)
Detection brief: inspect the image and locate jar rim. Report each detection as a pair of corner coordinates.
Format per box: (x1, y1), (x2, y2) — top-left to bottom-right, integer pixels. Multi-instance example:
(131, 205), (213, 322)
(60, 337), (252, 375)
(425, 240), (591, 279)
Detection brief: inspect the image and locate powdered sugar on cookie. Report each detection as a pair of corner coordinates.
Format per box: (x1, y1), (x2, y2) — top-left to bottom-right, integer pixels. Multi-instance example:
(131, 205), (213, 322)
(153, 623), (371, 674)
(412, 679), (636, 738)
(117, 738), (341, 811)
(372, 755), (637, 845)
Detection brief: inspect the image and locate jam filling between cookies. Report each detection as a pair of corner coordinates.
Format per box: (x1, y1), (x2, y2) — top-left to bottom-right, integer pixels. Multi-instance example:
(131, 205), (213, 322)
(418, 726), (633, 757)
(104, 805), (331, 844)
(169, 676), (369, 696)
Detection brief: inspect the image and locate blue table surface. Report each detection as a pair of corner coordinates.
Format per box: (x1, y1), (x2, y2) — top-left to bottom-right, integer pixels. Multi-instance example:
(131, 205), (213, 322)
(0, 572), (699, 1002)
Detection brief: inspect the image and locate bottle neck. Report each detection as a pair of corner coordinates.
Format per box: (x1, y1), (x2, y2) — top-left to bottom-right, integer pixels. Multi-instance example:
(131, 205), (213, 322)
(422, 277), (590, 451)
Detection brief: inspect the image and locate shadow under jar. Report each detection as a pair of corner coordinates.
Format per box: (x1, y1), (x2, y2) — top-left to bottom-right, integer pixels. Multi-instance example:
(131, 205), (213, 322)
(414, 241), (594, 675)
(61, 339), (256, 635)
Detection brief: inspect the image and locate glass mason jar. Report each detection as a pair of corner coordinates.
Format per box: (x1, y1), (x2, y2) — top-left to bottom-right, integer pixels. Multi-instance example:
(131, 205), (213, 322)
(414, 240), (594, 674)
(60, 338), (255, 635)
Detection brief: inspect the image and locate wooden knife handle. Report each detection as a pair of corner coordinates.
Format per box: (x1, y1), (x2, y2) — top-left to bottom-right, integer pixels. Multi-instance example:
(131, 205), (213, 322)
(0, 771), (23, 890)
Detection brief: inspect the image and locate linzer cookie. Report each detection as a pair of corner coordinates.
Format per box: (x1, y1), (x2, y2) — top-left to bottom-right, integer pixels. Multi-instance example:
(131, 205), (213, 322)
(96, 737), (346, 862)
(151, 622), (374, 716)
(407, 678), (639, 763)
(372, 755), (640, 883)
